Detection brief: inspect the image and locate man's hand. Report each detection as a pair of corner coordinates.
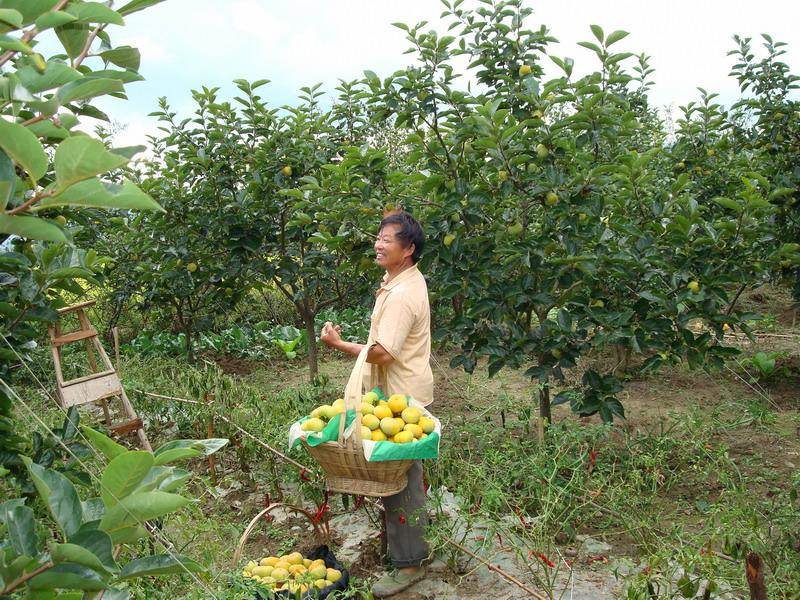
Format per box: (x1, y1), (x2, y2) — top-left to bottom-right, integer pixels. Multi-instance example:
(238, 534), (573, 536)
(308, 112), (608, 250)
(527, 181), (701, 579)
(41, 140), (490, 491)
(320, 321), (343, 348)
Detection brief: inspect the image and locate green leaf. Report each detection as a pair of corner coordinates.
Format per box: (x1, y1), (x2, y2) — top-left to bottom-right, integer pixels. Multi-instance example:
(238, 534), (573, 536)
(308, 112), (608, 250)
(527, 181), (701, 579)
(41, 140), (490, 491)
(54, 136), (129, 189)
(116, 554), (205, 580)
(55, 22), (89, 59)
(49, 266), (96, 281)
(28, 563), (107, 590)
(70, 528), (117, 573)
(590, 24), (604, 44)
(0, 33), (32, 52)
(35, 10), (77, 31)
(40, 178), (163, 212)
(51, 542), (115, 575)
(0, 214), (67, 242)
(67, 2), (124, 25)
(1, 0), (59, 25)
(116, 0), (167, 17)
(0, 148), (15, 211)
(0, 9), (23, 31)
(99, 491), (191, 543)
(8, 504), (38, 556)
(0, 497), (26, 524)
(101, 451), (154, 509)
(23, 457), (83, 539)
(17, 61), (82, 93)
(0, 117), (49, 180)
(99, 46), (141, 70)
(605, 30), (629, 47)
(152, 448), (202, 466)
(80, 426), (126, 460)
(57, 77), (124, 104)
(154, 438), (228, 457)
(714, 196), (743, 213)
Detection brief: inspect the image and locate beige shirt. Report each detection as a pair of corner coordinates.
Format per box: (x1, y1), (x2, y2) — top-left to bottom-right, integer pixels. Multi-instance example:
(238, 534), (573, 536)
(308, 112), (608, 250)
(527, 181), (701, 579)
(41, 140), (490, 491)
(366, 265), (433, 407)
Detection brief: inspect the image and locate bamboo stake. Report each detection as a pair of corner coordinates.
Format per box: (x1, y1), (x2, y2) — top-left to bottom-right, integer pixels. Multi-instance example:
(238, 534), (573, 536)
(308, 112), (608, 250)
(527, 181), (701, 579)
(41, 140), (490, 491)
(443, 536), (547, 600)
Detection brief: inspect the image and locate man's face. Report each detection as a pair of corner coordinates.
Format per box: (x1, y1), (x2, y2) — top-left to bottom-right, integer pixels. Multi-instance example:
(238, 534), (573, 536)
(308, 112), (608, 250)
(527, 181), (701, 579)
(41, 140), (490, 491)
(374, 223), (414, 270)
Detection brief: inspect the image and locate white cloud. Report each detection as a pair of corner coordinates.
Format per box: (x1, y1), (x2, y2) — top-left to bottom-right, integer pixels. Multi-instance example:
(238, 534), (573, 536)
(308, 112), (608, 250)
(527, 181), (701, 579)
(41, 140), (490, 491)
(119, 35), (174, 64)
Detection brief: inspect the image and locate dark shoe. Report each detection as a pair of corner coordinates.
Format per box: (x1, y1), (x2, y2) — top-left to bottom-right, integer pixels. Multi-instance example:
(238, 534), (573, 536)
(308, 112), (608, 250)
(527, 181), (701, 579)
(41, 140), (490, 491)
(372, 566), (427, 597)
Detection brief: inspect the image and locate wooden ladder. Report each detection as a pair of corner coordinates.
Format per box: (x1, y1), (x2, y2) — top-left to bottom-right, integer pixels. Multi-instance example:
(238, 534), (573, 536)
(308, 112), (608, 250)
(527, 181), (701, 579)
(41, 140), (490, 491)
(48, 300), (151, 451)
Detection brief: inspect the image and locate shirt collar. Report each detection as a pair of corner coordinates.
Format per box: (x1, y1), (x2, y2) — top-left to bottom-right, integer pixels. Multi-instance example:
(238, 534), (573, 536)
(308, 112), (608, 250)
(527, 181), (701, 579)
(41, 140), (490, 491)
(378, 264), (420, 293)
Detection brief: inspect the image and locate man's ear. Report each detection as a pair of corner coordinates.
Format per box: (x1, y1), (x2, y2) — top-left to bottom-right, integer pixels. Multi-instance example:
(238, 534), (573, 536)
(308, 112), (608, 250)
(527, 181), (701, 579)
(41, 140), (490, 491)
(403, 243), (415, 260)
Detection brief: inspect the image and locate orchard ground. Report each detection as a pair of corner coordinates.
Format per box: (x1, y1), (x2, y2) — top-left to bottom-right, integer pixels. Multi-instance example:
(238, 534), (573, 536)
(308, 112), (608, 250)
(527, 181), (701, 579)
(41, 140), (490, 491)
(12, 285), (799, 598)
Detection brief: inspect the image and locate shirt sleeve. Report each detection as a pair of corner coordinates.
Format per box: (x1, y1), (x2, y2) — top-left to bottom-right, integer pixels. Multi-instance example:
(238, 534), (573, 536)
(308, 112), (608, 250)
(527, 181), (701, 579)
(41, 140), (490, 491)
(372, 290), (416, 361)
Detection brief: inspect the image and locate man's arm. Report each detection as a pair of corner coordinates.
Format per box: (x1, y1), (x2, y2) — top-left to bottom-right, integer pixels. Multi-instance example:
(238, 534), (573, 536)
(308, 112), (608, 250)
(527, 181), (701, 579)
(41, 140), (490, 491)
(320, 322), (394, 365)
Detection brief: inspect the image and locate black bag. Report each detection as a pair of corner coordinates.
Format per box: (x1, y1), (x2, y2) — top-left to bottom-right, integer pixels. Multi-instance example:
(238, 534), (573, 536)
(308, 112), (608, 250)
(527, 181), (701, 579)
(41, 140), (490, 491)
(256, 545), (349, 599)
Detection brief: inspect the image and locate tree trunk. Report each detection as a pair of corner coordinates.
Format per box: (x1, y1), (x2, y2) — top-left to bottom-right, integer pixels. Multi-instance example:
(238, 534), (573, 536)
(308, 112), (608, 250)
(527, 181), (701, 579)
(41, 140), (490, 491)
(746, 552), (767, 600)
(538, 381), (551, 425)
(302, 310), (318, 381)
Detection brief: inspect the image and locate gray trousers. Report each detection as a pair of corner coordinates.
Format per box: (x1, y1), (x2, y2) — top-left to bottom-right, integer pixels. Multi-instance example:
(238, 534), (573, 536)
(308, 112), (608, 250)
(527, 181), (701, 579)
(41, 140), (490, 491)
(382, 460), (429, 568)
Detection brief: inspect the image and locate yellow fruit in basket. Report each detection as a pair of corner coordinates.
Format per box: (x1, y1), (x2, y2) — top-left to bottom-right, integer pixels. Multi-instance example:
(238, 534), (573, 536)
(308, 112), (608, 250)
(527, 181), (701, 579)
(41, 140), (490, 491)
(419, 416), (435, 434)
(289, 564), (307, 576)
(262, 576), (276, 586)
(242, 570), (251, 577)
(373, 404), (392, 420)
(361, 425), (373, 439)
(380, 416), (403, 436)
(314, 578), (329, 589)
(395, 417), (406, 429)
(275, 560), (292, 571)
(287, 552), (304, 565)
(362, 414), (380, 430)
(309, 564), (328, 579)
(303, 558), (312, 568)
(332, 398), (346, 413)
(311, 559), (326, 569)
(388, 394), (408, 415)
(252, 565), (273, 577)
(372, 429), (387, 441)
(246, 560), (258, 570)
(360, 402), (374, 415)
(401, 406), (421, 424)
(271, 567), (289, 582)
(327, 568), (342, 582)
(301, 417), (325, 432)
(318, 405), (336, 420)
(394, 430), (414, 444)
(260, 556), (279, 567)
(362, 391), (379, 404)
(404, 423), (423, 439)
(310, 406), (327, 419)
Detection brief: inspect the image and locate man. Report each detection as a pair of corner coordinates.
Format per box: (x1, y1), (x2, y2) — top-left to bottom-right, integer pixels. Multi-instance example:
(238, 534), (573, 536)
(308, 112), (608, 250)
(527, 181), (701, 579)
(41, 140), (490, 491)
(320, 210), (432, 597)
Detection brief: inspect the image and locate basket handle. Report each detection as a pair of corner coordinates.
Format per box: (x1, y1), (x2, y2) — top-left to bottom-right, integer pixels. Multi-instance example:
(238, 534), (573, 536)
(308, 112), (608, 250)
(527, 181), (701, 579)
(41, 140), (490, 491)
(338, 345), (371, 447)
(231, 503), (327, 568)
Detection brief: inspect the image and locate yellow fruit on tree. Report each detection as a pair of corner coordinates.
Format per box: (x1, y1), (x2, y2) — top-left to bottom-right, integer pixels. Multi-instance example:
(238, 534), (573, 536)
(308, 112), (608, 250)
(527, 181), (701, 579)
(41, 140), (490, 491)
(687, 280), (700, 293)
(371, 429), (388, 442)
(326, 568), (342, 582)
(444, 233), (456, 247)
(187, 262), (198, 273)
(281, 165), (292, 177)
(380, 417), (403, 437)
(545, 191), (559, 207)
(404, 423), (423, 439)
(401, 407), (421, 424)
(373, 404), (392, 420)
(54, 215), (67, 226)
(418, 417), (435, 434)
(387, 394), (408, 415)
(362, 414), (380, 430)
(518, 64), (532, 76)
(536, 143), (549, 158)
(498, 170), (509, 182)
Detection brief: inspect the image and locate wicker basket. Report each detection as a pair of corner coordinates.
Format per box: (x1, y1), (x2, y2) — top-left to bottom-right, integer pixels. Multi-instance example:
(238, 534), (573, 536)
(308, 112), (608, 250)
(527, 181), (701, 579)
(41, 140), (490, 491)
(303, 346), (413, 497)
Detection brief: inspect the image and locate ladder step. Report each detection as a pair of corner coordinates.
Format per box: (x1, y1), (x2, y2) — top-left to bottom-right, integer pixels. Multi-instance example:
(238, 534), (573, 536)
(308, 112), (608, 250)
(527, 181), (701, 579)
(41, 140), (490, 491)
(110, 418), (144, 436)
(52, 328), (97, 346)
(60, 372), (122, 408)
(62, 369), (116, 387)
(57, 300), (96, 315)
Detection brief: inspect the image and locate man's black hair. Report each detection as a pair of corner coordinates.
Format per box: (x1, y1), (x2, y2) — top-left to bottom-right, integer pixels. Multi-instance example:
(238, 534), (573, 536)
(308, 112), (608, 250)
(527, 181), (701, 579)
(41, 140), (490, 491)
(379, 211), (425, 263)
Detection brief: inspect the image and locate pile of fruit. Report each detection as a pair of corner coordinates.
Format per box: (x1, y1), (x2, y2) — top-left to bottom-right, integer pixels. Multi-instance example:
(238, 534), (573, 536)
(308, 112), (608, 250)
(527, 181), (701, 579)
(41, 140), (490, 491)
(300, 392), (435, 443)
(242, 551), (343, 594)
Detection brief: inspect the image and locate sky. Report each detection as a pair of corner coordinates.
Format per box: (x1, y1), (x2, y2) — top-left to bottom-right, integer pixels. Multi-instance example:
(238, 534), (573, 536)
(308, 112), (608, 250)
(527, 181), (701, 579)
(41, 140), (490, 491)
(94, 0), (800, 148)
